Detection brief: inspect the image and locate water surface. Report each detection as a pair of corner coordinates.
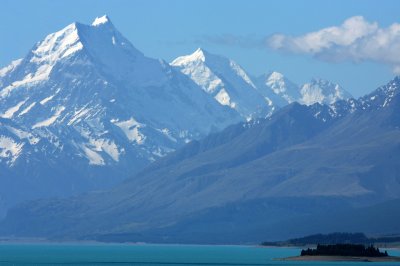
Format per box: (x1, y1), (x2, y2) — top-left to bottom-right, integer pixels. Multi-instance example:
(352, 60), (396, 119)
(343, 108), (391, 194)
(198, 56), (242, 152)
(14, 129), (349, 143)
(0, 243), (399, 266)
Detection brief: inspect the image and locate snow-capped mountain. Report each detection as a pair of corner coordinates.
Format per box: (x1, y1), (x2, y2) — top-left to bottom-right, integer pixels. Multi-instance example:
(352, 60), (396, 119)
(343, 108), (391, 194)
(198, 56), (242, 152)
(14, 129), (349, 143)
(255, 71), (301, 107)
(171, 48), (352, 111)
(171, 48), (274, 119)
(256, 72), (352, 106)
(0, 16), (241, 214)
(3, 76), (399, 242)
(0, 15), (357, 218)
(300, 78), (352, 105)
(170, 49), (352, 114)
(358, 76), (400, 110)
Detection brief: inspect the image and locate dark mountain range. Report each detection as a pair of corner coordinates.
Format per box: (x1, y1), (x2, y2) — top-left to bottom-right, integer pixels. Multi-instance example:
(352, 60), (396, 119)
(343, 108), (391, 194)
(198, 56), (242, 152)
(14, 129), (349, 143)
(1, 77), (399, 243)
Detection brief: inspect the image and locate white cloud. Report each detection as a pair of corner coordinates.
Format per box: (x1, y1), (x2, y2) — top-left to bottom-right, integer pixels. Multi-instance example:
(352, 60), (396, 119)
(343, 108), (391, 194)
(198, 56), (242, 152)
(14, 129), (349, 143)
(267, 16), (400, 73)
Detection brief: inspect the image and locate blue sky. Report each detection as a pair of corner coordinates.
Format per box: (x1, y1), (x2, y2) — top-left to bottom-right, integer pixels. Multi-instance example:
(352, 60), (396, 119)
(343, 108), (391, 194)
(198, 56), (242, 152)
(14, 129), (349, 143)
(1, 0), (400, 96)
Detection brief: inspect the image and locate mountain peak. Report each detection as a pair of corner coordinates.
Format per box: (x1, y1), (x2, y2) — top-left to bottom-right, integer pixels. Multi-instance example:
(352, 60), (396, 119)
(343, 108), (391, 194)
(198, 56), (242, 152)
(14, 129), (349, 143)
(191, 47), (207, 61)
(91, 15), (112, 27)
(194, 47), (208, 55)
(171, 48), (211, 66)
(267, 71), (285, 81)
(259, 71), (301, 105)
(0, 15), (149, 98)
(9, 22), (84, 87)
(300, 78), (352, 105)
(32, 21), (82, 59)
(362, 75), (400, 109)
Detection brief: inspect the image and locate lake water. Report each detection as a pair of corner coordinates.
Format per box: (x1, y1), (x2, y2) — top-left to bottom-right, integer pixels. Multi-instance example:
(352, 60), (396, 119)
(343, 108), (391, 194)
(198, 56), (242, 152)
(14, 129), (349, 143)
(0, 243), (399, 266)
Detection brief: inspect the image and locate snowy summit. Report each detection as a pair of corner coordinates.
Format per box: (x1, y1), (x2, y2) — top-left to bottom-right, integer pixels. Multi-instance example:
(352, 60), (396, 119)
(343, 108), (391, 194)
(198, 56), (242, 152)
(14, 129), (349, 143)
(171, 48), (274, 119)
(92, 15), (111, 26)
(0, 16), (241, 215)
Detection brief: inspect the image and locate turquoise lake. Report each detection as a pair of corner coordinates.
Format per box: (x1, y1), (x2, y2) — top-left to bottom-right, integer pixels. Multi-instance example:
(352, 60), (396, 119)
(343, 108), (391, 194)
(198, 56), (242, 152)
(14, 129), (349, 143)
(0, 243), (399, 266)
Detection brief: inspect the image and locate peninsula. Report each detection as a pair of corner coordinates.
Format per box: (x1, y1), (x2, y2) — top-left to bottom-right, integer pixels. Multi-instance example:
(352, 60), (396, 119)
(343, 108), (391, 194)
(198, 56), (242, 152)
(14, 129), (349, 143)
(278, 244), (400, 262)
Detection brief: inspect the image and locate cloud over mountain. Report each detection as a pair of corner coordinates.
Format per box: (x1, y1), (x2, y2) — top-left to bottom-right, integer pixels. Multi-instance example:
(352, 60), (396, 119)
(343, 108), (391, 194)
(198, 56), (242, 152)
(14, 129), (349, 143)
(267, 16), (400, 74)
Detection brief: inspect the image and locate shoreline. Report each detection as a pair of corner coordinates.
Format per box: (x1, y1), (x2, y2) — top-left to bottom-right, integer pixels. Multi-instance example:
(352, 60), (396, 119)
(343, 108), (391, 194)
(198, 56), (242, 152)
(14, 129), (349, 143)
(0, 239), (399, 251)
(0, 239), (262, 248)
(277, 255), (400, 262)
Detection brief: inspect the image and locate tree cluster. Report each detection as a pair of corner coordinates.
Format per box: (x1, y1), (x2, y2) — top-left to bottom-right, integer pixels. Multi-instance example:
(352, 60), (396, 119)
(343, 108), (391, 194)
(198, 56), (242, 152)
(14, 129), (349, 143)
(261, 232), (400, 247)
(300, 244), (389, 257)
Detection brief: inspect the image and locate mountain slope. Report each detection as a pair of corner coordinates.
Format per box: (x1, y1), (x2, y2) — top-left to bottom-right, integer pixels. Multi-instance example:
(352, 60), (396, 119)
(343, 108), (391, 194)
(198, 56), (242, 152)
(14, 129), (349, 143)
(0, 16), (241, 215)
(2, 77), (398, 242)
(171, 48), (274, 119)
(255, 71), (301, 106)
